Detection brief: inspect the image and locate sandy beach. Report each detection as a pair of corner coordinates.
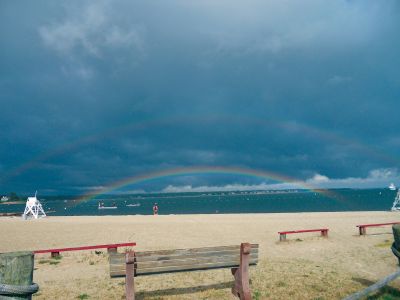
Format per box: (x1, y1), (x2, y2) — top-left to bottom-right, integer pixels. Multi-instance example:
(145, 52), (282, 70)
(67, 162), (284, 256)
(1, 211), (400, 299)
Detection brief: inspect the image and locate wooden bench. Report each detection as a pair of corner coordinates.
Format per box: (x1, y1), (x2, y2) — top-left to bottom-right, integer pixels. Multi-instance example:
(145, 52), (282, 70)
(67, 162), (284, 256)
(34, 242), (136, 258)
(357, 222), (400, 235)
(278, 228), (328, 241)
(109, 243), (258, 300)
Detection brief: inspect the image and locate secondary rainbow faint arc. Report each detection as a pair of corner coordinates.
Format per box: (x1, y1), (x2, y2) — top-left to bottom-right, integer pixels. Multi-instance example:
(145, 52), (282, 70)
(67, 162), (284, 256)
(74, 166), (337, 205)
(4, 114), (399, 183)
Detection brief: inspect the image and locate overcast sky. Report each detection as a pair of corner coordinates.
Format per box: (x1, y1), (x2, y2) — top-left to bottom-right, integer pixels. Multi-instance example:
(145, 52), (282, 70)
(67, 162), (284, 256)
(1, 0), (400, 194)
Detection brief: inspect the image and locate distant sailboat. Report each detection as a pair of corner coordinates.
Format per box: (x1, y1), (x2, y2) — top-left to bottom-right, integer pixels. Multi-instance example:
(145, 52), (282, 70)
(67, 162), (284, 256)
(389, 183), (397, 191)
(98, 201), (117, 209)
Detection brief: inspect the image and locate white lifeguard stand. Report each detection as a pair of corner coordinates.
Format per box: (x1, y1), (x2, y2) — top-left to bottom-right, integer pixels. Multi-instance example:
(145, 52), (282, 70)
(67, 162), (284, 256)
(22, 191), (46, 220)
(391, 189), (400, 211)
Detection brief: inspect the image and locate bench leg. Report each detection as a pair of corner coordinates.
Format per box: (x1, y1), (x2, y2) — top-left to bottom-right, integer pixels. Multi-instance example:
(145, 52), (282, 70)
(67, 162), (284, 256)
(125, 251), (135, 300)
(51, 251), (60, 258)
(108, 247), (117, 254)
(279, 234), (286, 242)
(359, 227), (366, 236)
(321, 230), (328, 238)
(231, 243), (251, 300)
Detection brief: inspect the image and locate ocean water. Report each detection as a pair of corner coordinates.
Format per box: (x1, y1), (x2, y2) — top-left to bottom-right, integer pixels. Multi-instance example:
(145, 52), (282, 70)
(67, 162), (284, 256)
(0, 188), (398, 216)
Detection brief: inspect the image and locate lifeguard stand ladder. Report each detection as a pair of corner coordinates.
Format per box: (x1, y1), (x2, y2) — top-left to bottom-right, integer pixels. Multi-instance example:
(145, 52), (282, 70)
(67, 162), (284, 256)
(22, 191), (46, 219)
(391, 189), (400, 211)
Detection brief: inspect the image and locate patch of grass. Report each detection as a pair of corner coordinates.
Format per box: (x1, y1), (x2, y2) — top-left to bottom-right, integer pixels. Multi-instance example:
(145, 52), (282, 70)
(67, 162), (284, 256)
(89, 261), (95, 265)
(366, 286), (400, 299)
(38, 259), (59, 265)
(375, 240), (392, 248)
(52, 255), (62, 260)
(296, 238), (303, 242)
(253, 290), (261, 300)
(38, 260), (50, 264)
(77, 293), (89, 299)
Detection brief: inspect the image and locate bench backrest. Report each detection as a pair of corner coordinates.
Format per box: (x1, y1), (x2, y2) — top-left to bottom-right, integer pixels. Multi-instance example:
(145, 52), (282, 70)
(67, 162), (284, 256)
(109, 244), (259, 278)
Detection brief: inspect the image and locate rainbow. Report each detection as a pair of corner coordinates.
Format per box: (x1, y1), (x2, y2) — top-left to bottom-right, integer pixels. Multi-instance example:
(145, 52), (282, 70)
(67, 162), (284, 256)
(73, 166), (338, 205)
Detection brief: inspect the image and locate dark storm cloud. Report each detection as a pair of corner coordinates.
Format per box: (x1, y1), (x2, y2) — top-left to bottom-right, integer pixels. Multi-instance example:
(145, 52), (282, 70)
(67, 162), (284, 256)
(1, 0), (400, 194)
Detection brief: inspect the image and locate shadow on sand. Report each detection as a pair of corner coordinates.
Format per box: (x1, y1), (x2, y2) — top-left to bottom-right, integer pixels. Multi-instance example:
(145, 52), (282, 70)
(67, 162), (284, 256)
(351, 277), (400, 299)
(365, 285), (400, 299)
(135, 281), (234, 299)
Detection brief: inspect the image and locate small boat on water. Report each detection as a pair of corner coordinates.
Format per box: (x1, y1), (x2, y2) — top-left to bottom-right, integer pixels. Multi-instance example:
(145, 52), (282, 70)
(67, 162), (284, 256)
(126, 203), (141, 207)
(98, 202), (117, 209)
(389, 183), (397, 191)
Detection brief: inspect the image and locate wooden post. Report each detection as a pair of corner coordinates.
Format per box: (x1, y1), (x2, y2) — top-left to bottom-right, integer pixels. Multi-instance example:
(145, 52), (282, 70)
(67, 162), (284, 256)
(359, 226), (366, 236)
(0, 251), (37, 299)
(392, 224), (400, 265)
(231, 243), (251, 300)
(107, 247), (117, 254)
(125, 251), (135, 300)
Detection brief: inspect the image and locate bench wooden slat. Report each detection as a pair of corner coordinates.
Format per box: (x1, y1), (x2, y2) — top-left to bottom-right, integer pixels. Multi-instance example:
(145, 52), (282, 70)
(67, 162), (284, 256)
(133, 244), (258, 258)
(111, 259), (259, 277)
(109, 248), (258, 264)
(110, 253), (258, 271)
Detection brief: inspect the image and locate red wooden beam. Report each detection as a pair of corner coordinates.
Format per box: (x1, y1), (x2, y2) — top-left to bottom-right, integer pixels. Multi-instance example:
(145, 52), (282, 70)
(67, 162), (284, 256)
(34, 242), (136, 254)
(356, 222), (400, 228)
(278, 228), (329, 235)
(356, 222), (400, 235)
(278, 229), (329, 241)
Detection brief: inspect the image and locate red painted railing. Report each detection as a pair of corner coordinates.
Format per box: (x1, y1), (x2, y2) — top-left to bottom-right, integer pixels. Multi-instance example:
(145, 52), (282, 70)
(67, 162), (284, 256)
(34, 242), (136, 257)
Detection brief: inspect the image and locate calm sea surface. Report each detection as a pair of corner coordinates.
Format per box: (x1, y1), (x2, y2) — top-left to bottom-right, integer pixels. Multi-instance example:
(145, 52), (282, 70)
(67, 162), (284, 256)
(0, 189), (397, 216)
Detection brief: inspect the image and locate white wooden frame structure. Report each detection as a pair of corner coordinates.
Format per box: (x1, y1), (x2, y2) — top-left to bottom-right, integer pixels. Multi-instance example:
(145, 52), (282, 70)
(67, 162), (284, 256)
(22, 191), (46, 220)
(391, 189), (400, 211)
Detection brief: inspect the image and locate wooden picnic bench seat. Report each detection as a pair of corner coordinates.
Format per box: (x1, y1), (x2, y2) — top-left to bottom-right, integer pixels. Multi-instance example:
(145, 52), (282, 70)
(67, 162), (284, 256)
(357, 222), (400, 235)
(34, 242), (136, 258)
(278, 228), (328, 241)
(109, 242), (259, 300)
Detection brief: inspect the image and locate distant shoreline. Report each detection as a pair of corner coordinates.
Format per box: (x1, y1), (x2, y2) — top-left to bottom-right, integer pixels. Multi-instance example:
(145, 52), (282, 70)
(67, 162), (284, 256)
(0, 210), (397, 219)
(0, 201), (25, 205)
